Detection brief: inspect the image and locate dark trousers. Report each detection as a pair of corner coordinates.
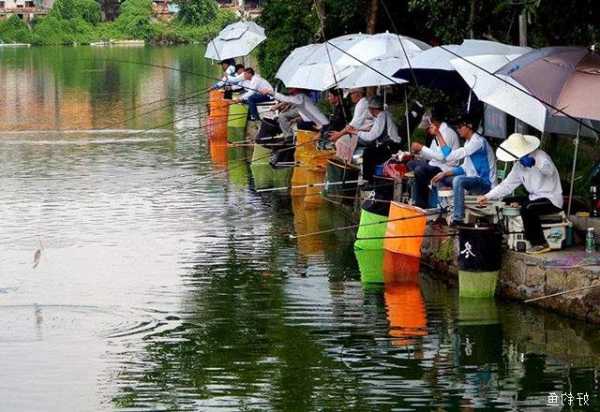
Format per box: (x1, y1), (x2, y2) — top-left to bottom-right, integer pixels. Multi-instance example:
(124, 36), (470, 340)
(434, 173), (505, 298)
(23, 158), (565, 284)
(407, 160), (441, 208)
(362, 142), (400, 184)
(246, 94), (272, 120)
(505, 196), (562, 246)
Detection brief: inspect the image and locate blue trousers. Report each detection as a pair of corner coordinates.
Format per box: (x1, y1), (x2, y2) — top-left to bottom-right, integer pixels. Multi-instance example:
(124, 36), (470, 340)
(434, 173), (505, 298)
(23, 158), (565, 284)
(245, 94), (272, 120)
(452, 175), (491, 222)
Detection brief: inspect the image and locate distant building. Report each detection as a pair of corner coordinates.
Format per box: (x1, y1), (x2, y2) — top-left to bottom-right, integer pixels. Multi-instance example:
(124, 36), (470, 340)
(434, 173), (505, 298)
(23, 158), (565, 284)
(0, 0), (52, 23)
(216, 0), (263, 17)
(151, 0), (179, 21)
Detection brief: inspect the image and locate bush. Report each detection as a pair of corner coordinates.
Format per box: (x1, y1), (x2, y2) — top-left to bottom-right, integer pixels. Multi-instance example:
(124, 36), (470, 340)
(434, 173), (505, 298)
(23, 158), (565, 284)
(0, 15), (33, 44)
(115, 0), (154, 40)
(175, 0), (219, 26)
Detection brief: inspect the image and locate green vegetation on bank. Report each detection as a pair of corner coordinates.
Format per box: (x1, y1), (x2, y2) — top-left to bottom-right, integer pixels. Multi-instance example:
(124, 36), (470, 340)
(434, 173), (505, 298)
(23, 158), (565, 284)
(0, 0), (236, 45)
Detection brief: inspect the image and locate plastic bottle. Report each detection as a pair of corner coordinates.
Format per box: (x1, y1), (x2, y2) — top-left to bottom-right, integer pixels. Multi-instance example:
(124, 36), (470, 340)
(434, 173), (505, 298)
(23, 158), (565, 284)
(586, 227), (595, 254)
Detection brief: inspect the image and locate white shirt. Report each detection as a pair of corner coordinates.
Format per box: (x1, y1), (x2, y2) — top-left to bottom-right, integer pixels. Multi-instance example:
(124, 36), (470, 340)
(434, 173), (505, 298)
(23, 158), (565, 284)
(273, 92), (329, 127)
(485, 149), (563, 208)
(419, 122), (459, 171)
(215, 71), (245, 89)
(349, 97), (373, 130)
(240, 74), (273, 101)
(357, 111), (401, 144)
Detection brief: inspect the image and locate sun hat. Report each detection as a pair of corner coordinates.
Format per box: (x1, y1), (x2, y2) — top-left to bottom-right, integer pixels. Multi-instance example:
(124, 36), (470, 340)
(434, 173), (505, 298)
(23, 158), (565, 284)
(496, 133), (540, 162)
(368, 96), (384, 110)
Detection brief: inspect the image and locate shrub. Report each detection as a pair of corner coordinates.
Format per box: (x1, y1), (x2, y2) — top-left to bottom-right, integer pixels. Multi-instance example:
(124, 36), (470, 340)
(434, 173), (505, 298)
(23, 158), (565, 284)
(0, 15), (33, 44)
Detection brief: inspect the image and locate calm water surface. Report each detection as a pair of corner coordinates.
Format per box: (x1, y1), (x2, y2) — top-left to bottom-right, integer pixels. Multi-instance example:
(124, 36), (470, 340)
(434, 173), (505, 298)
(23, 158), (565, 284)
(1, 46), (599, 411)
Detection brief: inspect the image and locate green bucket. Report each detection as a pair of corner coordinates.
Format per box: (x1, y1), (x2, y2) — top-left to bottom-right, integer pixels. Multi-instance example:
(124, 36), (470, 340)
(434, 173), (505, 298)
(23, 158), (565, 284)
(354, 208), (388, 250)
(458, 270), (499, 298)
(227, 103), (248, 130)
(251, 143), (272, 164)
(272, 166), (293, 188)
(227, 126), (246, 143)
(250, 163), (273, 190)
(355, 249), (385, 284)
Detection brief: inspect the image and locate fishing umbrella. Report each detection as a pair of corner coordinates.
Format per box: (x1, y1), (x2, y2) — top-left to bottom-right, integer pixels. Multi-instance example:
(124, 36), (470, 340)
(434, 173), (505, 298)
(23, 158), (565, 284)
(276, 32), (429, 91)
(204, 21), (266, 60)
(452, 48), (600, 215)
(393, 39), (530, 90)
(337, 56), (408, 88)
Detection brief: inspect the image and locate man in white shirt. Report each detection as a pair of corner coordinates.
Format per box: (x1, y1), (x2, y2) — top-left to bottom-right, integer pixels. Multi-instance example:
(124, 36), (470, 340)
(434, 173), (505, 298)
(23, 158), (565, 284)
(211, 63), (245, 91)
(233, 68), (273, 121)
(477, 133), (563, 253)
(348, 96), (401, 184)
(409, 106), (460, 208)
(329, 88), (373, 163)
(261, 87), (329, 135)
(429, 114), (497, 224)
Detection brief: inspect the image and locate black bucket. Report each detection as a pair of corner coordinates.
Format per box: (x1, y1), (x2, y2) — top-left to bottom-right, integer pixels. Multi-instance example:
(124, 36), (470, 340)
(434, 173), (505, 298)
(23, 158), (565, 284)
(324, 158), (360, 202)
(457, 224), (503, 298)
(256, 118), (282, 144)
(362, 176), (395, 216)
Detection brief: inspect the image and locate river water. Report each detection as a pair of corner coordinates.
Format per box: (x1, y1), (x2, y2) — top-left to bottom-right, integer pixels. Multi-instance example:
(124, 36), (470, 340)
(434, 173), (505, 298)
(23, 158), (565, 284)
(0, 46), (599, 411)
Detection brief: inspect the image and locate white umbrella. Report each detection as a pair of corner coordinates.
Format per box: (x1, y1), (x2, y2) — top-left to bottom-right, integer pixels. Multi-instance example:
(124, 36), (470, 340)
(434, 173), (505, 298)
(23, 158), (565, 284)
(205, 21), (266, 60)
(337, 56), (408, 88)
(276, 32), (429, 90)
(451, 54), (599, 138)
(275, 44), (322, 85)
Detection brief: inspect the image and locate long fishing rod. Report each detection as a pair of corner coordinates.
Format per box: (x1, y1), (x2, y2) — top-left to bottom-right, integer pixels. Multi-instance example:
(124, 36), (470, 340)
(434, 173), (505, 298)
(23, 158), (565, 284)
(437, 45), (600, 137)
(289, 208), (443, 239)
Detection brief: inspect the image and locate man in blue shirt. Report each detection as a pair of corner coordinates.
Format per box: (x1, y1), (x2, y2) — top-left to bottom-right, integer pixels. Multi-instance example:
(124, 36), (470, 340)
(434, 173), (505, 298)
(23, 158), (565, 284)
(430, 114), (497, 225)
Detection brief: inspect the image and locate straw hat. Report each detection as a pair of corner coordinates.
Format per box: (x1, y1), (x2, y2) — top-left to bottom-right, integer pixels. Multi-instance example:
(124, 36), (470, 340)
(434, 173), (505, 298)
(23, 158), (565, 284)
(497, 133), (540, 162)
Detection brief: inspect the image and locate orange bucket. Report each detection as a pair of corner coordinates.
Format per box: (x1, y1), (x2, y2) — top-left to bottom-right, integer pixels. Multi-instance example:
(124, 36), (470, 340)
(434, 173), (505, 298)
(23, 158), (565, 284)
(295, 129), (319, 157)
(304, 166), (327, 207)
(209, 90), (228, 119)
(383, 202), (427, 257)
(209, 137), (228, 168)
(383, 251), (421, 283)
(384, 282), (427, 346)
(292, 197), (324, 256)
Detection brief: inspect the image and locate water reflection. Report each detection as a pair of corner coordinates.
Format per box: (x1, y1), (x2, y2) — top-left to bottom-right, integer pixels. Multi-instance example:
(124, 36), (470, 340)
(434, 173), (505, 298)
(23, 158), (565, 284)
(0, 46), (599, 411)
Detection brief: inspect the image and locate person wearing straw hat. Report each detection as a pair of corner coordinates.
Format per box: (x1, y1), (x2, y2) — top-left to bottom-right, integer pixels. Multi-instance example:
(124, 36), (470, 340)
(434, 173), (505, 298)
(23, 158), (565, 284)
(430, 113), (497, 225)
(477, 133), (563, 254)
(348, 96), (401, 185)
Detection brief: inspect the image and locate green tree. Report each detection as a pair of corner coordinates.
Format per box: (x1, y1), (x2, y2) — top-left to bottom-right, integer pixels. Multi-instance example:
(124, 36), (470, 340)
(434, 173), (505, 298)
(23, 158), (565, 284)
(0, 15), (33, 43)
(50, 0), (102, 24)
(115, 0), (155, 40)
(175, 0), (219, 26)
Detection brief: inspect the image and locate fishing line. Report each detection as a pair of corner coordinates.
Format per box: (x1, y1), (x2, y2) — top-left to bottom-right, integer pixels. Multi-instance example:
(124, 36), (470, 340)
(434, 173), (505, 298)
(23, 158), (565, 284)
(290, 208), (444, 239)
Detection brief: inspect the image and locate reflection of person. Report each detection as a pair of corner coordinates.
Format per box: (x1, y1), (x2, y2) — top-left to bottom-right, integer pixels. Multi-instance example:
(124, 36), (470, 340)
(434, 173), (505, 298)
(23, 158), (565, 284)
(348, 96), (401, 184)
(233, 68), (273, 121)
(408, 106), (460, 208)
(429, 114), (497, 225)
(477, 133), (563, 254)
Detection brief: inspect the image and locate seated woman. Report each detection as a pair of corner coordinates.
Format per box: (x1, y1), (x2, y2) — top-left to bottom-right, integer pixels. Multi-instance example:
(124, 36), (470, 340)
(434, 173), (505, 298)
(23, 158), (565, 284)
(477, 133), (563, 254)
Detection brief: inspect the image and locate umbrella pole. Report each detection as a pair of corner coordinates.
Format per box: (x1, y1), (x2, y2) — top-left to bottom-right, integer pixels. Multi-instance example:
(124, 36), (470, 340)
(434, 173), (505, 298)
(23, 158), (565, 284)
(567, 124), (581, 217)
(404, 88), (411, 148)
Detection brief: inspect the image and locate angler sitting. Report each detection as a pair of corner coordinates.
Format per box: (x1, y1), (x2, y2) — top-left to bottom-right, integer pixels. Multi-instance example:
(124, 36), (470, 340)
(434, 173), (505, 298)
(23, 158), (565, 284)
(329, 88), (373, 163)
(319, 90), (349, 149)
(260, 87), (329, 135)
(232, 68), (273, 121)
(477, 133), (563, 254)
(348, 96), (401, 185)
(429, 113), (497, 225)
(211, 63), (245, 91)
(408, 105), (460, 208)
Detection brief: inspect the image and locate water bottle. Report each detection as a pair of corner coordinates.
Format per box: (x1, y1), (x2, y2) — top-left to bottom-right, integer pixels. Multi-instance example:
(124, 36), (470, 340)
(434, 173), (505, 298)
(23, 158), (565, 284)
(586, 228), (595, 254)
(591, 185), (600, 217)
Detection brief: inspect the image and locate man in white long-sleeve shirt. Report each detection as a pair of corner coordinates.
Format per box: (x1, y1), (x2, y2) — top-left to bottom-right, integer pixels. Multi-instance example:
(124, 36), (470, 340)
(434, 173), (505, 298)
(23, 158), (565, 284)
(477, 133), (563, 253)
(211, 63), (245, 91)
(330, 88), (373, 163)
(261, 87), (329, 135)
(348, 96), (401, 184)
(409, 106), (460, 208)
(429, 114), (497, 224)
(232, 68), (273, 121)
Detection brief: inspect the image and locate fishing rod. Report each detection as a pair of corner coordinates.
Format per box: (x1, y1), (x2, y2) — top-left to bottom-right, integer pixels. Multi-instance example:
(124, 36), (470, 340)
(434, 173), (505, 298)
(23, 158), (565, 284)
(256, 179), (365, 193)
(289, 208), (444, 239)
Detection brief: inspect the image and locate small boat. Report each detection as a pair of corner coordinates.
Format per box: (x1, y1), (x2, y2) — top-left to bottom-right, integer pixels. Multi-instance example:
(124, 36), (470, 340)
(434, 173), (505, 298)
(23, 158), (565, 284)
(0, 42), (31, 48)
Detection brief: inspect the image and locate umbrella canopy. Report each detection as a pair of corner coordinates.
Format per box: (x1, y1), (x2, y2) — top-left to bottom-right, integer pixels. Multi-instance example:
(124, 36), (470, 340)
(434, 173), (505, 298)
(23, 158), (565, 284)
(451, 53), (599, 138)
(496, 47), (600, 122)
(337, 56), (409, 88)
(276, 32), (429, 90)
(393, 39), (530, 89)
(205, 21), (266, 60)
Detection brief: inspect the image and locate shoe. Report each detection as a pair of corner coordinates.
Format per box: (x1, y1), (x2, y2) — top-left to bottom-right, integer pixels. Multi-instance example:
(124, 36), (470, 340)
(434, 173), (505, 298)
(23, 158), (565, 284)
(526, 244), (551, 255)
